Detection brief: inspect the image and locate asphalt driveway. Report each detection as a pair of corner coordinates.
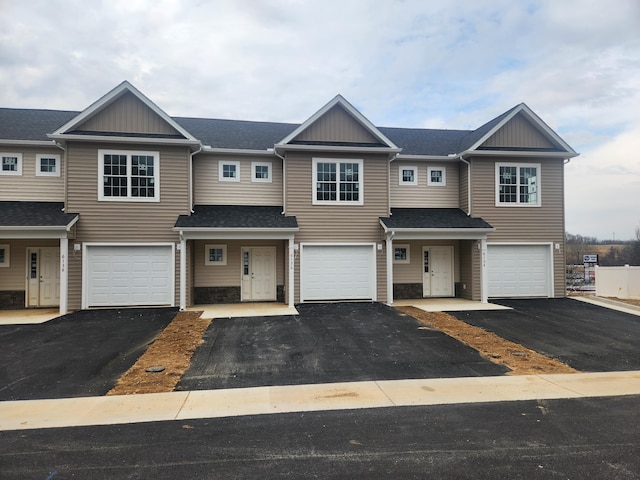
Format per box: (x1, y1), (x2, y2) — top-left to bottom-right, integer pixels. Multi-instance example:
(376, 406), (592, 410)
(0, 308), (177, 401)
(176, 302), (508, 392)
(449, 298), (640, 372)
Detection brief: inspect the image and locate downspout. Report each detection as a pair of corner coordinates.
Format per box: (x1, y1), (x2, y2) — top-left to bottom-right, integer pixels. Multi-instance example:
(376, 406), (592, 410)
(189, 145), (203, 213)
(459, 154), (471, 216)
(54, 141), (67, 211)
(273, 146), (286, 214)
(387, 153), (399, 216)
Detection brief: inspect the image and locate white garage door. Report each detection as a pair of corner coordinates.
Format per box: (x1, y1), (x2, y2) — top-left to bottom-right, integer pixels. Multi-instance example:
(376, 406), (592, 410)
(487, 244), (551, 298)
(86, 245), (174, 307)
(301, 244), (375, 302)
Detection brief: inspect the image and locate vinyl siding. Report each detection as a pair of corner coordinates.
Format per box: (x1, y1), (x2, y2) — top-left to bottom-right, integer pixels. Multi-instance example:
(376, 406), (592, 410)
(193, 240), (285, 287)
(294, 105), (380, 144)
(0, 239), (59, 298)
(0, 147), (64, 201)
(459, 161), (469, 213)
(392, 240), (460, 284)
(77, 92), (181, 136)
(65, 142), (191, 310)
(285, 152), (390, 302)
(390, 162), (459, 208)
(193, 154), (283, 206)
(470, 157), (566, 297)
(482, 113), (555, 149)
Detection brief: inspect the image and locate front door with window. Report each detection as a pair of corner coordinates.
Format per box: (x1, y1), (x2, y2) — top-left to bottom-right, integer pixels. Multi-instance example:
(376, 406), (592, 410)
(242, 247), (276, 301)
(422, 246), (454, 297)
(27, 247), (60, 307)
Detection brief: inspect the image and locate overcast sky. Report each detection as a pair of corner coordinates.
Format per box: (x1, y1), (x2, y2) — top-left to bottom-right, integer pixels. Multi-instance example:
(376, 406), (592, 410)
(1, 0), (639, 240)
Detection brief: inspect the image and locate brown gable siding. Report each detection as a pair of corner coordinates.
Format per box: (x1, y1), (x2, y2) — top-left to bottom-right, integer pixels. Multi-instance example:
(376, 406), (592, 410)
(193, 154), (283, 206)
(470, 157), (566, 297)
(390, 161), (459, 208)
(76, 92), (181, 136)
(0, 146), (64, 202)
(482, 113), (555, 149)
(293, 105), (380, 144)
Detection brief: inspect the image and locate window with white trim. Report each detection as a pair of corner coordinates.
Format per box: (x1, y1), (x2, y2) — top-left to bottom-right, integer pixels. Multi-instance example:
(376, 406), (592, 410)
(0, 244), (9, 267)
(219, 161), (240, 182)
(394, 244), (410, 264)
(36, 154), (61, 177)
(251, 161), (272, 183)
(205, 244), (227, 265)
(313, 158), (363, 205)
(399, 166), (417, 185)
(427, 166), (446, 186)
(1, 153), (22, 176)
(98, 150), (160, 201)
(496, 163), (540, 206)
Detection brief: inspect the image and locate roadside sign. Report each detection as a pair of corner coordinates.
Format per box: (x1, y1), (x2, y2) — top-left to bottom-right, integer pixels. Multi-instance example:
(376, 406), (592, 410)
(583, 254), (598, 264)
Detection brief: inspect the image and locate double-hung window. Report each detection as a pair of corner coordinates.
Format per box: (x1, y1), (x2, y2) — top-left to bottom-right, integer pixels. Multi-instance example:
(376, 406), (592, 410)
(1, 153), (22, 176)
(313, 158), (363, 205)
(496, 163), (540, 206)
(98, 150), (160, 202)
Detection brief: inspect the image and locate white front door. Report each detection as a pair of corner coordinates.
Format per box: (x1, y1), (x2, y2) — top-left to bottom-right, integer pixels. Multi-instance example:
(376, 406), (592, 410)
(27, 247), (60, 307)
(242, 247), (276, 301)
(423, 246), (454, 297)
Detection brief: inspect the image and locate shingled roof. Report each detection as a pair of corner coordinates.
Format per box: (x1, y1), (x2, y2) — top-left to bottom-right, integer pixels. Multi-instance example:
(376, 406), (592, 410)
(380, 208), (494, 230)
(0, 201), (79, 228)
(175, 205), (298, 229)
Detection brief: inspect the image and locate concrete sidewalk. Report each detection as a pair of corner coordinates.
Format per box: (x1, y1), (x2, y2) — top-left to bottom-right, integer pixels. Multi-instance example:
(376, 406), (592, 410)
(1, 371), (639, 431)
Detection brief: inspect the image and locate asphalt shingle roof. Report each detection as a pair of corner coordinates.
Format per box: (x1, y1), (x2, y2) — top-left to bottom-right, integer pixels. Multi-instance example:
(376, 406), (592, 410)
(175, 205), (298, 229)
(0, 201), (78, 227)
(380, 208), (494, 230)
(0, 109), (78, 141)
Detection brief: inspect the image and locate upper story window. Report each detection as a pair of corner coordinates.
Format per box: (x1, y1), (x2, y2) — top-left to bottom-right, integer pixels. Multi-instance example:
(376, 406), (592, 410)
(252, 161), (272, 183)
(496, 163), (540, 206)
(399, 166), (417, 185)
(313, 158), (363, 205)
(98, 150), (160, 202)
(36, 154), (61, 177)
(219, 161), (240, 182)
(1, 153), (22, 176)
(428, 166), (446, 186)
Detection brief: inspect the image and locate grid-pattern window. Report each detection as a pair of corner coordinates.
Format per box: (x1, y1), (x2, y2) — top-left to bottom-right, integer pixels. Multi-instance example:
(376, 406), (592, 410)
(223, 164), (236, 178)
(399, 166), (417, 185)
(428, 166), (446, 186)
(205, 244), (227, 265)
(1, 154), (21, 175)
(313, 159), (363, 205)
(0, 245), (9, 267)
(40, 158), (56, 173)
(2, 157), (17, 171)
(394, 245), (410, 264)
(219, 161), (240, 182)
(99, 150), (159, 201)
(251, 161), (272, 183)
(497, 163), (540, 205)
(255, 165), (269, 179)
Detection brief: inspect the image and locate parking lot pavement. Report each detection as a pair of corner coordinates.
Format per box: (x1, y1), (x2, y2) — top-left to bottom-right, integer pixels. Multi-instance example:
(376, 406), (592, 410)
(0, 308), (177, 401)
(449, 298), (640, 372)
(176, 302), (508, 392)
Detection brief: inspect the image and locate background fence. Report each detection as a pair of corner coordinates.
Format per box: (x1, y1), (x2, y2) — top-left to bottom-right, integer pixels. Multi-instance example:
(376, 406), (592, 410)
(595, 265), (640, 299)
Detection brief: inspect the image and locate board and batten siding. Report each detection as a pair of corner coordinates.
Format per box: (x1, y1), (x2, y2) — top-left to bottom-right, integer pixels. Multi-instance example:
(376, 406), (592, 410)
(284, 152), (390, 302)
(470, 157), (566, 297)
(65, 142), (191, 309)
(482, 113), (555, 149)
(77, 92), (181, 136)
(0, 146), (65, 202)
(193, 154), (283, 206)
(390, 161), (459, 208)
(293, 105), (380, 144)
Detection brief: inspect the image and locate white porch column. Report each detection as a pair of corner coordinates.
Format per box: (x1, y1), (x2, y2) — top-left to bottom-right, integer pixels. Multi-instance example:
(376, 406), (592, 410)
(480, 238), (488, 303)
(179, 234), (187, 310)
(59, 237), (68, 315)
(386, 233), (394, 305)
(288, 235), (295, 308)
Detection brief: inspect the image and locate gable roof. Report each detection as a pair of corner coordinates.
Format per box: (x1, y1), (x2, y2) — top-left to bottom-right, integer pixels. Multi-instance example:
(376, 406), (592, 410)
(276, 95), (400, 151)
(49, 81), (199, 144)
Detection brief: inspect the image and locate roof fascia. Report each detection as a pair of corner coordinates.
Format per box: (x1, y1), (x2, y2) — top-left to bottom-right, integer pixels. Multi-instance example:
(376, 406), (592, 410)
(50, 81), (199, 142)
(0, 139), (61, 147)
(0, 226), (74, 239)
(467, 103), (577, 155)
(47, 133), (201, 148)
(395, 154), (459, 161)
(275, 143), (401, 154)
(202, 147), (274, 156)
(460, 149), (579, 159)
(277, 94), (399, 149)
(175, 227), (299, 241)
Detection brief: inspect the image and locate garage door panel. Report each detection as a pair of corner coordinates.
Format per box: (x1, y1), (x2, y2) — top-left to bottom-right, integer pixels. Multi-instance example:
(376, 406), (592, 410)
(302, 245), (375, 301)
(488, 245), (550, 298)
(86, 245), (173, 307)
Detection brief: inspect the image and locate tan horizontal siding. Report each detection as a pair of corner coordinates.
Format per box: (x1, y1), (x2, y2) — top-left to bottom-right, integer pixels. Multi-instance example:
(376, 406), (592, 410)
(0, 147), (64, 201)
(392, 240), (460, 284)
(460, 161), (469, 213)
(193, 154), (283, 206)
(77, 92), (180, 135)
(482, 113), (555, 149)
(390, 162), (459, 208)
(294, 105), (379, 144)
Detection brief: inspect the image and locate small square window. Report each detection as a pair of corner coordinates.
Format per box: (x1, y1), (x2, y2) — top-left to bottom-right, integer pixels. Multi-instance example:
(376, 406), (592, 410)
(428, 167), (446, 186)
(219, 161), (240, 182)
(0, 244), (9, 267)
(205, 244), (227, 265)
(36, 154), (61, 177)
(394, 244), (410, 264)
(252, 161), (272, 183)
(1, 154), (22, 176)
(399, 166), (418, 186)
